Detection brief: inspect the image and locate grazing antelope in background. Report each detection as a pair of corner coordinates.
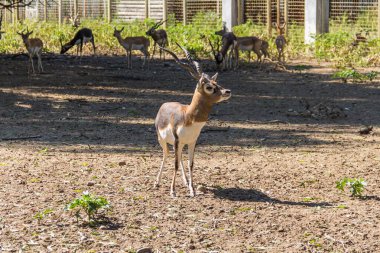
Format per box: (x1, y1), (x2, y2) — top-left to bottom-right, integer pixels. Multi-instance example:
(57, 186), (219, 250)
(60, 27), (96, 56)
(17, 28), (44, 74)
(113, 27), (150, 69)
(352, 31), (368, 46)
(274, 22), (287, 62)
(0, 14), (5, 39)
(146, 19), (168, 60)
(155, 43), (231, 197)
(209, 33), (237, 70)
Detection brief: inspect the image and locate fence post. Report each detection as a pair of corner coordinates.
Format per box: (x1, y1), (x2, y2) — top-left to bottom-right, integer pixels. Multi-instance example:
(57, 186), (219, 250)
(266, 0), (271, 36)
(107, 0), (112, 22)
(74, 0), (78, 16)
(44, 0), (48, 21)
(83, 0), (87, 18)
(304, 0), (329, 44)
(217, 0), (220, 16)
(145, 0), (149, 19)
(276, 0), (280, 24)
(163, 0), (167, 28)
(237, 0), (244, 25)
(58, 0), (62, 25)
(222, 0), (238, 31)
(183, 0), (187, 25)
(378, 1), (380, 37)
(284, 0), (288, 36)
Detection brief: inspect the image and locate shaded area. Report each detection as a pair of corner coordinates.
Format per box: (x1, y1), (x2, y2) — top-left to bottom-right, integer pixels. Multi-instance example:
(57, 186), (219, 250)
(211, 187), (333, 207)
(0, 55), (380, 151)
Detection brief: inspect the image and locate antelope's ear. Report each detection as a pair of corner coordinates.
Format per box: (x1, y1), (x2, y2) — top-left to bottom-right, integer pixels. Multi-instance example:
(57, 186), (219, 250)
(121, 27), (125, 32)
(211, 72), (218, 81)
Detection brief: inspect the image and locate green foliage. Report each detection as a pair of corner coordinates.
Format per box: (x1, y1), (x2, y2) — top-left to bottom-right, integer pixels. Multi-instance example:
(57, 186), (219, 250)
(65, 191), (110, 222)
(33, 208), (53, 223)
(336, 177), (367, 197)
(332, 69), (378, 83)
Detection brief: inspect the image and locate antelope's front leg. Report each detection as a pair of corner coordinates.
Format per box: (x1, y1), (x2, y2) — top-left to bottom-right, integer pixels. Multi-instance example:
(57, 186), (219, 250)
(171, 139), (180, 197)
(188, 142), (196, 197)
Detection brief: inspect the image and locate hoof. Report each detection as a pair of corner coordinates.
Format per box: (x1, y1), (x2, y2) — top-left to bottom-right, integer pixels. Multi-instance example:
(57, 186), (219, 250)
(170, 191), (176, 198)
(153, 182), (159, 188)
(189, 189), (196, 197)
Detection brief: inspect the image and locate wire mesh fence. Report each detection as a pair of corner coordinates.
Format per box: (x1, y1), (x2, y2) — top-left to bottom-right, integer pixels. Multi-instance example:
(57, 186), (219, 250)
(0, 0), (378, 37)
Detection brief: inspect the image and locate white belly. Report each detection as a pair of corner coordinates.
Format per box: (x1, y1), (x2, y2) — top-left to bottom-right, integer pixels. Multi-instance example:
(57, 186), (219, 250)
(158, 122), (206, 145)
(75, 36), (92, 45)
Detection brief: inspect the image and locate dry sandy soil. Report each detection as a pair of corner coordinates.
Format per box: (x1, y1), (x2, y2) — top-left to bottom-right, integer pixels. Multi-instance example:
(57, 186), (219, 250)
(0, 54), (380, 253)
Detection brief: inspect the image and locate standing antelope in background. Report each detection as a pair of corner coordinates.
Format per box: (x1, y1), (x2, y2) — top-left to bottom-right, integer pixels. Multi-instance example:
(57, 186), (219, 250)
(235, 37), (270, 64)
(113, 27), (150, 69)
(146, 20), (168, 60)
(274, 22), (287, 62)
(60, 27), (96, 56)
(155, 43), (231, 197)
(17, 28), (44, 74)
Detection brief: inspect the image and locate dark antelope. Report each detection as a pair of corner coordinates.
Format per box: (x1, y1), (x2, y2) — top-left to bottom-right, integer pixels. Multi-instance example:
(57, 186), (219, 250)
(146, 19), (168, 60)
(60, 27), (96, 56)
(155, 43), (232, 197)
(274, 22), (287, 62)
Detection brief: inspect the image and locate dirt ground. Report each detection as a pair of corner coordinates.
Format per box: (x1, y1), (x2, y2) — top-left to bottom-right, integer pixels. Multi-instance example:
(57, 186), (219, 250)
(0, 53), (380, 253)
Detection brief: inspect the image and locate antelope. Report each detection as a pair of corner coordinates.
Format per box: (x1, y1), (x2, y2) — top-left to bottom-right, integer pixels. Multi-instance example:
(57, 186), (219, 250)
(69, 12), (81, 29)
(60, 28), (96, 56)
(234, 36), (269, 65)
(113, 27), (150, 69)
(155, 43), (231, 197)
(17, 28), (44, 74)
(215, 24), (269, 66)
(352, 31), (368, 46)
(209, 33), (237, 70)
(274, 22), (286, 62)
(0, 14), (5, 39)
(146, 19), (168, 60)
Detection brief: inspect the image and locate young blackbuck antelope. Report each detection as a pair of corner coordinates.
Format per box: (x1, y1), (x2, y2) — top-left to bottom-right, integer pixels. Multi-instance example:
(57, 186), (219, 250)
(274, 22), (287, 62)
(234, 36), (267, 66)
(60, 28), (95, 56)
(113, 27), (150, 69)
(155, 43), (231, 197)
(146, 20), (168, 60)
(17, 28), (44, 74)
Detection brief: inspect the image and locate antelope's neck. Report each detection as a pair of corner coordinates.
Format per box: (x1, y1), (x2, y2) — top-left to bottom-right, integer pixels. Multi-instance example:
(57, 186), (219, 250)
(185, 91), (213, 125)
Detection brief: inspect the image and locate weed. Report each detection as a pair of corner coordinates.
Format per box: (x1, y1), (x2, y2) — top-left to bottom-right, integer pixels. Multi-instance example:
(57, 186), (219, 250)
(65, 191), (110, 222)
(33, 208), (53, 223)
(336, 177), (367, 197)
(302, 197), (315, 202)
(332, 69), (378, 83)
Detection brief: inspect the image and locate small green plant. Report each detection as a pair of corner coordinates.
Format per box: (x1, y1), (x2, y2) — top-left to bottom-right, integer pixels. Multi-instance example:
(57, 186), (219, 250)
(65, 191), (110, 222)
(336, 177), (367, 197)
(33, 208), (54, 223)
(332, 69), (378, 83)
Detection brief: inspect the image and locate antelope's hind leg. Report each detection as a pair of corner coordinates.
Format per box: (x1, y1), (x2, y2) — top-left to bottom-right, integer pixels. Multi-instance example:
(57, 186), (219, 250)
(154, 140), (169, 188)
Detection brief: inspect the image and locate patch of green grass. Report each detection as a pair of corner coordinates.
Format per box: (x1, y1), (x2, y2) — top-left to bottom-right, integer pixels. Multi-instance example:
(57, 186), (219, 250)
(336, 177), (367, 197)
(33, 208), (54, 223)
(332, 68), (378, 83)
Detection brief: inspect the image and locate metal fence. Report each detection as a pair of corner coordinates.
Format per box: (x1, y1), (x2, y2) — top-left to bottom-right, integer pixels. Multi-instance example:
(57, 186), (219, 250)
(0, 0), (378, 35)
